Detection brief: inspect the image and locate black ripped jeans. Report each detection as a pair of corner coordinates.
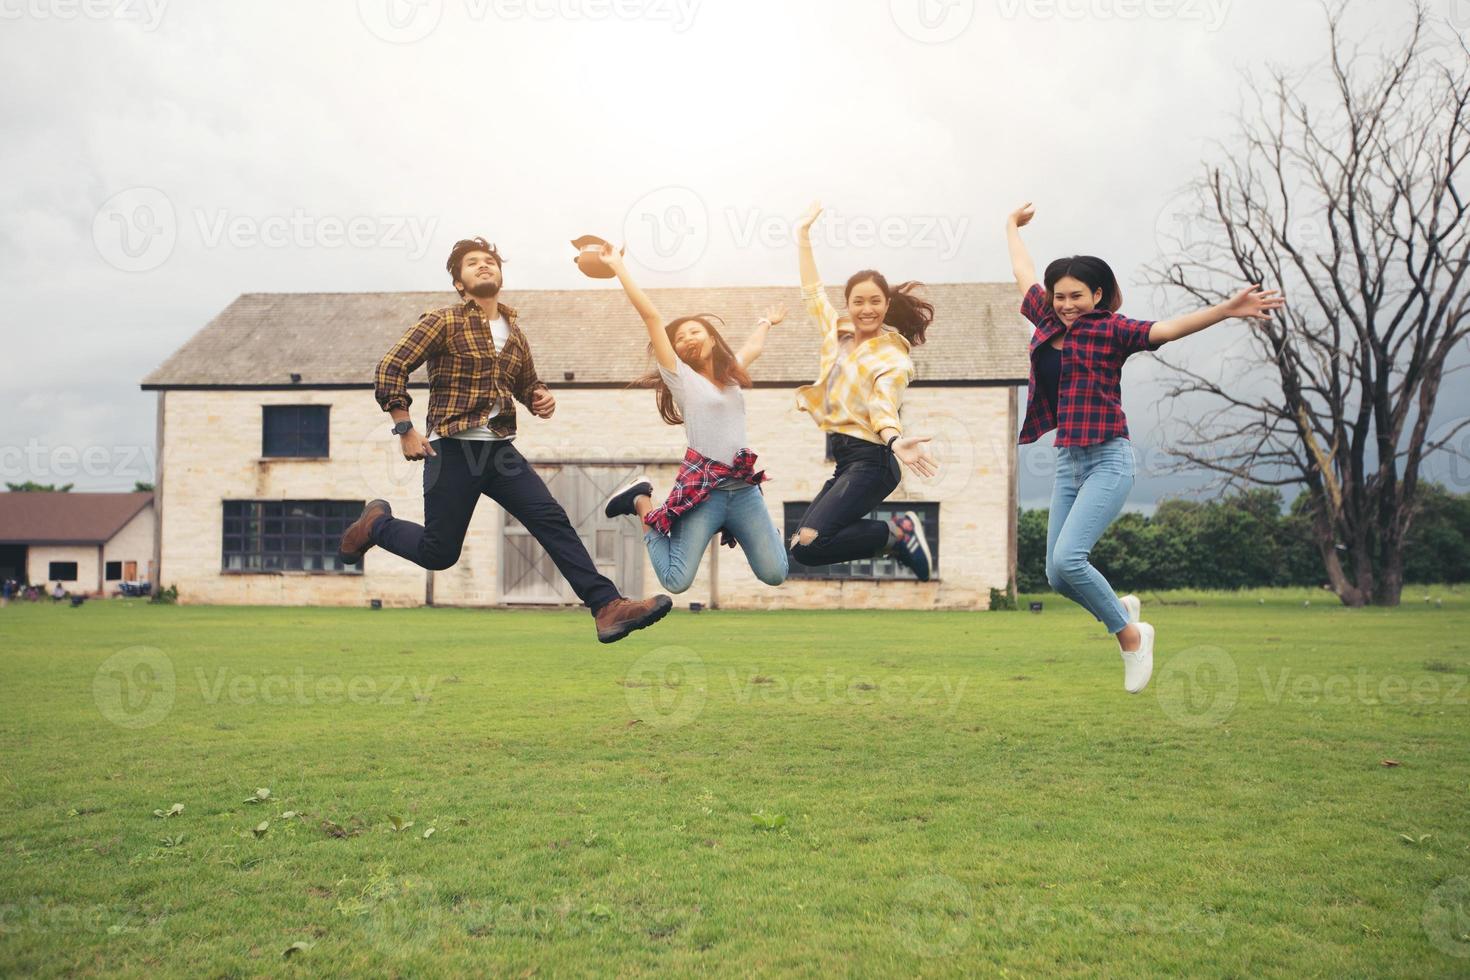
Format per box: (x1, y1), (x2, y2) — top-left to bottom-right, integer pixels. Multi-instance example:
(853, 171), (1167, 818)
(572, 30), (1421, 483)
(788, 433), (901, 568)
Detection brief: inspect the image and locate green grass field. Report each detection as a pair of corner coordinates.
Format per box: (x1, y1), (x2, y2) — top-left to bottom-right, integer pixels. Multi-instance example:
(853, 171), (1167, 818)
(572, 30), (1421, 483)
(1, 590), (1467, 978)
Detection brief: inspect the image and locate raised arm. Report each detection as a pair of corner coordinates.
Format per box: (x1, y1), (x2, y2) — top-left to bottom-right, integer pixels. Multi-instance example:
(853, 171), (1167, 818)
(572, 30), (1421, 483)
(1005, 202), (1040, 297)
(797, 200), (823, 290)
(1148, 285), (1285, 345)
(736, 303), (785, 369)
(796, 201), (841, 336)
(601, 244), (678, 372)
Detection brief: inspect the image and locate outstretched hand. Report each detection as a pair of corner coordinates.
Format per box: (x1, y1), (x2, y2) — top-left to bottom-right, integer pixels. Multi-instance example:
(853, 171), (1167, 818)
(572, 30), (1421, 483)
(893, 436), (937, 479)
(1221, 285), (1285, 322)
(1008, 202), (1036, 229)
(763, 302), (787, 327)
(797, 200), (823, 233)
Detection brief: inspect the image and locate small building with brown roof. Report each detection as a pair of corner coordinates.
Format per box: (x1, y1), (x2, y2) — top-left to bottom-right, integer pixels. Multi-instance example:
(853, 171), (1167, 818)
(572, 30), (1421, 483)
(141, 285), (1029, 610)
(0, 492), (156, 594)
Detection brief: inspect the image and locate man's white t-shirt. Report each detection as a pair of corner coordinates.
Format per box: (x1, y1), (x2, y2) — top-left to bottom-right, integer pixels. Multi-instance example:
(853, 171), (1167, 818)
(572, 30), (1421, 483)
(431, 313), (512, 442)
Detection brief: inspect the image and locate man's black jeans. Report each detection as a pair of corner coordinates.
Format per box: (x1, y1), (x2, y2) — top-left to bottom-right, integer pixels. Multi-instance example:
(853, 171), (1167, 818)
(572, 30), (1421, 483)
(371, 438), (621, 613)
(789, 433), (901, 567)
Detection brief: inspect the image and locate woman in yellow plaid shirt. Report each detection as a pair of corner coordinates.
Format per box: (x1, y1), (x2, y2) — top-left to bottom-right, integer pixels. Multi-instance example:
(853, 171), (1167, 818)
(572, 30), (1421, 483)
(789, 201), (939, 581)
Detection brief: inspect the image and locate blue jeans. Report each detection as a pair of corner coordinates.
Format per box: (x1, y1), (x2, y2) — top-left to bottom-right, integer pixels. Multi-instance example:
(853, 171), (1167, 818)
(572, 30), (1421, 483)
(1046, 438), (1134, 634)
(644, 483), (788, 593)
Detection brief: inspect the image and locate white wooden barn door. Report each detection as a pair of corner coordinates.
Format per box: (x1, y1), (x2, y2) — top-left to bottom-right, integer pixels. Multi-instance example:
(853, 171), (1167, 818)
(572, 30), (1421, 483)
(500, 464), (646, 604)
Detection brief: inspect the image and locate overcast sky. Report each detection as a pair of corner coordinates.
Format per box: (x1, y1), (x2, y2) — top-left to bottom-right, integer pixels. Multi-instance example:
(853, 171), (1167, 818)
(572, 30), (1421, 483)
(2, 0), (1463, 507)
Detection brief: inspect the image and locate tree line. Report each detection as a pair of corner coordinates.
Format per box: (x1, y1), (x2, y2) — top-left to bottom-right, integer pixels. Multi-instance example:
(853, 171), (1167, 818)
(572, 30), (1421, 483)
(1018, 485), (1470, 594)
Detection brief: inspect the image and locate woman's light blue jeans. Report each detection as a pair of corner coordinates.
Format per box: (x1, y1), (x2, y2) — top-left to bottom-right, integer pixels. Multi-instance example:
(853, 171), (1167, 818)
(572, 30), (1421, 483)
(1046, 437), (1134, 634)
(644, 483), (788, 593)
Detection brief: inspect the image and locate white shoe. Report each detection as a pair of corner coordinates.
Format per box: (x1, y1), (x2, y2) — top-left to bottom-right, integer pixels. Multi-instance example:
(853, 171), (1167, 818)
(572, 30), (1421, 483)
(1121, 594), (1141, 625)
(1121, 622), (1154, 694)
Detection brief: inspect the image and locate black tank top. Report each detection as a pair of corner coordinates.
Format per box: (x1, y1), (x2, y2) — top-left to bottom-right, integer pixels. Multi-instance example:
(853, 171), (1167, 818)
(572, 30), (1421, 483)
(1034, 342), (1062, 409)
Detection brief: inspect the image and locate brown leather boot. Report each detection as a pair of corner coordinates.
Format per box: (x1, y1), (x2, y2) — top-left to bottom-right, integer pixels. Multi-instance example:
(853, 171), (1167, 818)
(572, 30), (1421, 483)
(594, 594), (674, 644)
(338, 499), (391, 565)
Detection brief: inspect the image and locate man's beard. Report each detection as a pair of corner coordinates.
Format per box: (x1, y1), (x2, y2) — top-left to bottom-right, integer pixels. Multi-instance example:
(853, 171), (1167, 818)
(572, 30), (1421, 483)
(467, 280), (500, 299)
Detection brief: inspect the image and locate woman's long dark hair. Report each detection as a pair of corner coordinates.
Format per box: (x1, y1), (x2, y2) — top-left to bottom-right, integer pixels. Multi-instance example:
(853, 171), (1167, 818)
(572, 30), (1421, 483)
(1043, 255), (1123, 313)
(844, 270), (934, 346)
(633, 314), (752, 426)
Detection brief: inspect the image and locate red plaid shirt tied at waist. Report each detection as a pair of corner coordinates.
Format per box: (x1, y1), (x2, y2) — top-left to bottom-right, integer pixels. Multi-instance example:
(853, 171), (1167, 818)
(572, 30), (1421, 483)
(643, 448), (767, 535)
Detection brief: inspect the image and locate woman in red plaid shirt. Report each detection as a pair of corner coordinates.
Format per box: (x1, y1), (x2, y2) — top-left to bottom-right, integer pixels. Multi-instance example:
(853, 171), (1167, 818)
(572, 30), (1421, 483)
(1006, 202), (1284, 694)
(596, 244), (790, 594)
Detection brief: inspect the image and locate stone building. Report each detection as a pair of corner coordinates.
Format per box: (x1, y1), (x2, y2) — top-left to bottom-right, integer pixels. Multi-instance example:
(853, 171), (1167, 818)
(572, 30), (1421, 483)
(0, 492), (155, 593)
(141, 284), (1029, 609)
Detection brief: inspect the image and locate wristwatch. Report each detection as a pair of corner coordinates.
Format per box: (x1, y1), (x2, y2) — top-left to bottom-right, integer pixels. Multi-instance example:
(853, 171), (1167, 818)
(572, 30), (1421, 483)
(391, 420), (414, 436)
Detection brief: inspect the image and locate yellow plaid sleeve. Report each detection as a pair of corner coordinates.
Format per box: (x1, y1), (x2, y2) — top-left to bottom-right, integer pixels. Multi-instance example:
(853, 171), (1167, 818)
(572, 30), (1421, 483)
(801, 280), (840, 338)
(374, 310), (446, 413)
(868, 364), (912, 436)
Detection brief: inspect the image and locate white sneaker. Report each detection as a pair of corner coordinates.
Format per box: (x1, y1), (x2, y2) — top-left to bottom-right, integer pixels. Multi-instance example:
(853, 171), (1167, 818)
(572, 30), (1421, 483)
(1121, 622), (1155, 694)
(1121, 594), (1141, 625)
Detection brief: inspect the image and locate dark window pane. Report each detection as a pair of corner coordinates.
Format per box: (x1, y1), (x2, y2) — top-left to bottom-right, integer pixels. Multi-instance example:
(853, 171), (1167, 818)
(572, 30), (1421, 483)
(48, 562), (79, 582)
(263, 406), (330, 458)
(221, 499), (362, 575)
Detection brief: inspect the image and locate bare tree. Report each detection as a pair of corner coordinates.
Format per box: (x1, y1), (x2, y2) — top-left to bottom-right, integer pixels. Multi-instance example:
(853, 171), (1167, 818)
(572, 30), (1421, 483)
(1148, 0), (1470, 606)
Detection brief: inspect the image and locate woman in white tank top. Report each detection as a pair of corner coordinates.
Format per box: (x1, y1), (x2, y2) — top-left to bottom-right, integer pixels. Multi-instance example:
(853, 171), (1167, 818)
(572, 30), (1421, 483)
(595, 243), (789, 594)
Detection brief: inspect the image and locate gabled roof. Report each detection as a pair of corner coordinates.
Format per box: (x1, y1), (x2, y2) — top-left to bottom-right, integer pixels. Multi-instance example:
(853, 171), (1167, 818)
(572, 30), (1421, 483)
(141, 284), (1031, 389)
(0, 492), (153, 545)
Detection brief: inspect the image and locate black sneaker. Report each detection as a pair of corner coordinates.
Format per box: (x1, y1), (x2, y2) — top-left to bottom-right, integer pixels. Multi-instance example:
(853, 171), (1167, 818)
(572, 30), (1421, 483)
(891, 511), (932, 582)
(604, 475), (654, 519)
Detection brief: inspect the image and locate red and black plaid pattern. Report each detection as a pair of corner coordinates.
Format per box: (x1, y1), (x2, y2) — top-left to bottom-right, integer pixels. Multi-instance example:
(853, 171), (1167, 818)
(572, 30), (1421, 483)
(374, 299), (547, 439)
(1018, 283), (1159, 447)
(644, 447), (767, 535)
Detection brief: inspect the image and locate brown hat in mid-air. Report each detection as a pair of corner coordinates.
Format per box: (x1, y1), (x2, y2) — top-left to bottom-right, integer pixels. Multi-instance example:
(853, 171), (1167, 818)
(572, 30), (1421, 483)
(571, 235), (624, 279)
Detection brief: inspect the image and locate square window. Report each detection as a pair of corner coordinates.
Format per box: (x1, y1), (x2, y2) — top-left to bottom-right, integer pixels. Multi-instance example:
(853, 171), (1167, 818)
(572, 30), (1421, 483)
(262, 406), (330, 458)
